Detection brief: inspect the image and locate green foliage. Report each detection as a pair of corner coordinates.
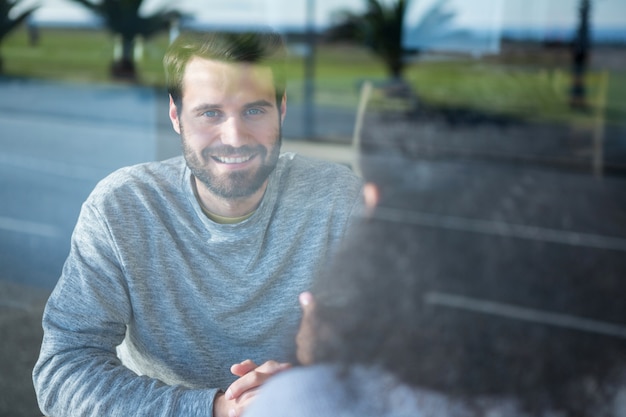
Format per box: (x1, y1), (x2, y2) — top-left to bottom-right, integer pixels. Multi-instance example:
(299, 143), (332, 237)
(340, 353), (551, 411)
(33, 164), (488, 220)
(0, 0), (37, 41)
(2, 28), (118, 80)
(2, 28), (623, 126)
(0, 0), (38, 72)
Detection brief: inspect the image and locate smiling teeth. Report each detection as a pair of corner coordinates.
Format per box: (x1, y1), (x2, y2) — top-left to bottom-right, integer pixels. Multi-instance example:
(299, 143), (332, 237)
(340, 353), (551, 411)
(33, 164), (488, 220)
(215, 155), (252, 164)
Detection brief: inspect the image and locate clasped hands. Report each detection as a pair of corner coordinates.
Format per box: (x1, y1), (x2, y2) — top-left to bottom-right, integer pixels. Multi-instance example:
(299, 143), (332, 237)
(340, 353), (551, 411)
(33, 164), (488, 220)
(214, 293), (316, 417)
(213, 359), (291, 417)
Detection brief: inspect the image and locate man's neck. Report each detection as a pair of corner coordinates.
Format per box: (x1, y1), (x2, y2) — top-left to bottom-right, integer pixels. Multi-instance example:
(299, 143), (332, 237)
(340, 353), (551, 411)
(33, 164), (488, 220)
(192, 176), (268, 219)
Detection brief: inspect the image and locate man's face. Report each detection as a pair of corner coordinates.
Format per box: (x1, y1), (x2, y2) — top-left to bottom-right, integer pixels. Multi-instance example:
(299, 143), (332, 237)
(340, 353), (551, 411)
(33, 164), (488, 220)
(170, 57), (286, 200)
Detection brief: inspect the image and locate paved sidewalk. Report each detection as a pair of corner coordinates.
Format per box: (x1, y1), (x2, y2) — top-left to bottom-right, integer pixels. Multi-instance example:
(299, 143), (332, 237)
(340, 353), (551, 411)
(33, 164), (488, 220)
(0, 281), (49, 417)
(282, 139), (355, 167)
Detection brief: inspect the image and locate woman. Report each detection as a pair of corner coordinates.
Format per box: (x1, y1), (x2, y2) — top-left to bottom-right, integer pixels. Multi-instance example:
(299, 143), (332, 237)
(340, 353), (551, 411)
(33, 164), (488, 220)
(245, 111), (626, 417)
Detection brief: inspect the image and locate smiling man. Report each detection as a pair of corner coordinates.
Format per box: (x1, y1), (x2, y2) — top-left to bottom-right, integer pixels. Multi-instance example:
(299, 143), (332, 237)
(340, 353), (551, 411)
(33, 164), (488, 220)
(33, 31), (362, 417)
(174, 56), (284, 215)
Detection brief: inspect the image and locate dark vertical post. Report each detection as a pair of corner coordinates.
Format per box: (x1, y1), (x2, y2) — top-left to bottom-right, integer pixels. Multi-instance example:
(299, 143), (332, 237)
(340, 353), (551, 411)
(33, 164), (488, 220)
(570, 0), (591, 110)
(304, 0), (316, 139)
(27, 15), (39, 47)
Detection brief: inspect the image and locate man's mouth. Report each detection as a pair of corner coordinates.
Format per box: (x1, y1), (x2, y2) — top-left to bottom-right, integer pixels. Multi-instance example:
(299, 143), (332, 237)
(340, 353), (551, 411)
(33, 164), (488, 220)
(212, 154), (254, 164)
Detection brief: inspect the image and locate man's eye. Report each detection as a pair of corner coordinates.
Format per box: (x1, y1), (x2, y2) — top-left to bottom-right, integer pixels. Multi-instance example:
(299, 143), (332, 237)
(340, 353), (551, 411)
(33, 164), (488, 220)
(203, 110), (220, 118)
(245, 108), (264, 116)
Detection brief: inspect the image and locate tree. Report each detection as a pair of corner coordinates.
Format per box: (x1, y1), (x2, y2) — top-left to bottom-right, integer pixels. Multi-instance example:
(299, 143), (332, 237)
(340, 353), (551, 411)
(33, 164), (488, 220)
(69, 0), (175, 80)
(326, 0), (460, 81)
(328, 0), (408, 80)
(0, 0), (38, 73)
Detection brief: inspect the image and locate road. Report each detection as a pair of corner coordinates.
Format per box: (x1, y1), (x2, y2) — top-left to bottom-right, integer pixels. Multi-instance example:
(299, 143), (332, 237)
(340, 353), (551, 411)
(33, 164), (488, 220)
(1, 79), (162, 289)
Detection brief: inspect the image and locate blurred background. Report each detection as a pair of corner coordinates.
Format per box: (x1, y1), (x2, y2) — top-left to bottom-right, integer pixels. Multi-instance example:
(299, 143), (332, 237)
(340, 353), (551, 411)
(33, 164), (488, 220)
(0, 0), (625, 415)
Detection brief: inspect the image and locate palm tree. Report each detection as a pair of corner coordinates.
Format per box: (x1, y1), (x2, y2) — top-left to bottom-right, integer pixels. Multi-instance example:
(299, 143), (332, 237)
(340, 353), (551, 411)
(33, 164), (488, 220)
(0, 0), (38, 73)
(327, 0), (460, 81)
(68, 0), (175, 80)
(328, 0), (408, 80)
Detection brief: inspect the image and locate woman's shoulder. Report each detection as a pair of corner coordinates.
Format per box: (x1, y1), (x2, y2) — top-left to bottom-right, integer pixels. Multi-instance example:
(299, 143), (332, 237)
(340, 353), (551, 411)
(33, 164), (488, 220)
(245, 364), (427, 417)
(258, 364), (342, 400)
(244, 365), (348, 417)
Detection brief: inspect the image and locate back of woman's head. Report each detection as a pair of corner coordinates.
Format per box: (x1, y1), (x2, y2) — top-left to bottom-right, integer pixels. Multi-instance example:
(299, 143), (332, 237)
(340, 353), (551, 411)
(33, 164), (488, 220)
(311, 108), (626, 415)
(311, 215), (626, 415)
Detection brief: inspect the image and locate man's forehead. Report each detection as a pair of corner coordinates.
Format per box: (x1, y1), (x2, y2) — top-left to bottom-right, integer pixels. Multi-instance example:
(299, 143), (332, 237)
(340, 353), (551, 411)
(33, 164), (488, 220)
(178, 57), (281, 108)
(183, 56), (275, 87)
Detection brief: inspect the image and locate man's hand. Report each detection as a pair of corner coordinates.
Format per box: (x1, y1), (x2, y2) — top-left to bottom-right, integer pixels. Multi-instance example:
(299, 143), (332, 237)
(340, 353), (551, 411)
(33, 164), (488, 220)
(213, 359), (291, 417)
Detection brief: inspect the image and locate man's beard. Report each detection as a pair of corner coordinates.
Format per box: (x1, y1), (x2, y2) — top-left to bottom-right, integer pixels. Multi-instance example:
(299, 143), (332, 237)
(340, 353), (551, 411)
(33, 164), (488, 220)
(181, 123), (282, 200)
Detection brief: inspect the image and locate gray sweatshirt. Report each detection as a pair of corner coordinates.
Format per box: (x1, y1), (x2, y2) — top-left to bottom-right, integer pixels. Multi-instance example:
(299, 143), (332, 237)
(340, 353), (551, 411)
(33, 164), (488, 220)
(33, 153), (362, 417)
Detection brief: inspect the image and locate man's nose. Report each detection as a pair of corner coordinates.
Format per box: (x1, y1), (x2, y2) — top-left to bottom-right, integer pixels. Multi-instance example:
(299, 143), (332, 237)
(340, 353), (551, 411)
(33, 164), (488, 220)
(219, 115), (248, 146)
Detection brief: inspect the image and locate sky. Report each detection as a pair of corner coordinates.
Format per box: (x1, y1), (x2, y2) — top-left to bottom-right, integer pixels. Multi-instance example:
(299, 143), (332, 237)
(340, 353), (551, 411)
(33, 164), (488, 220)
(21, 0), (626, 31)
(23, 0), (626, 27)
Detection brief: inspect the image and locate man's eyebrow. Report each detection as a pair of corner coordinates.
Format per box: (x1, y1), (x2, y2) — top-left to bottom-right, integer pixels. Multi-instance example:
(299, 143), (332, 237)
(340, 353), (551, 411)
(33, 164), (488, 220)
(191, 103), (222, 114)
(244, 100), (274, 109)
(190, 100), (274, 114)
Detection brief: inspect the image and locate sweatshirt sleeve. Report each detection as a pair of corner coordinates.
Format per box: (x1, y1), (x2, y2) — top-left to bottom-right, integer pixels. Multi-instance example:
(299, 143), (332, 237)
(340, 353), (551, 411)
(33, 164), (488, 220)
(32, 201), (217, 417)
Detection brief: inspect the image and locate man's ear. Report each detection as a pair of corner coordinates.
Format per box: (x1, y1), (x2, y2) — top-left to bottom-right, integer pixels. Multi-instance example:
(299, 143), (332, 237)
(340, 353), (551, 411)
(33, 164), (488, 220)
(169, 95), (181, 134)
(363, 183), (380, 211)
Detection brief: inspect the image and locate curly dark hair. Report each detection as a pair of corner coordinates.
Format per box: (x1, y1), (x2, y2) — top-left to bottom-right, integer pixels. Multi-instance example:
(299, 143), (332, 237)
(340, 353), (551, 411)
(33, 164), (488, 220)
(310, 216), (626, 415)
(309, 110), (626, 416)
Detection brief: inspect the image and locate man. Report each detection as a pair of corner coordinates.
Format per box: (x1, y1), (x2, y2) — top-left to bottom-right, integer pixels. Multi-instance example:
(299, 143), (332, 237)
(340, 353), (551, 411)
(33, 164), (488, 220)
(33, 31), (362, 417)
